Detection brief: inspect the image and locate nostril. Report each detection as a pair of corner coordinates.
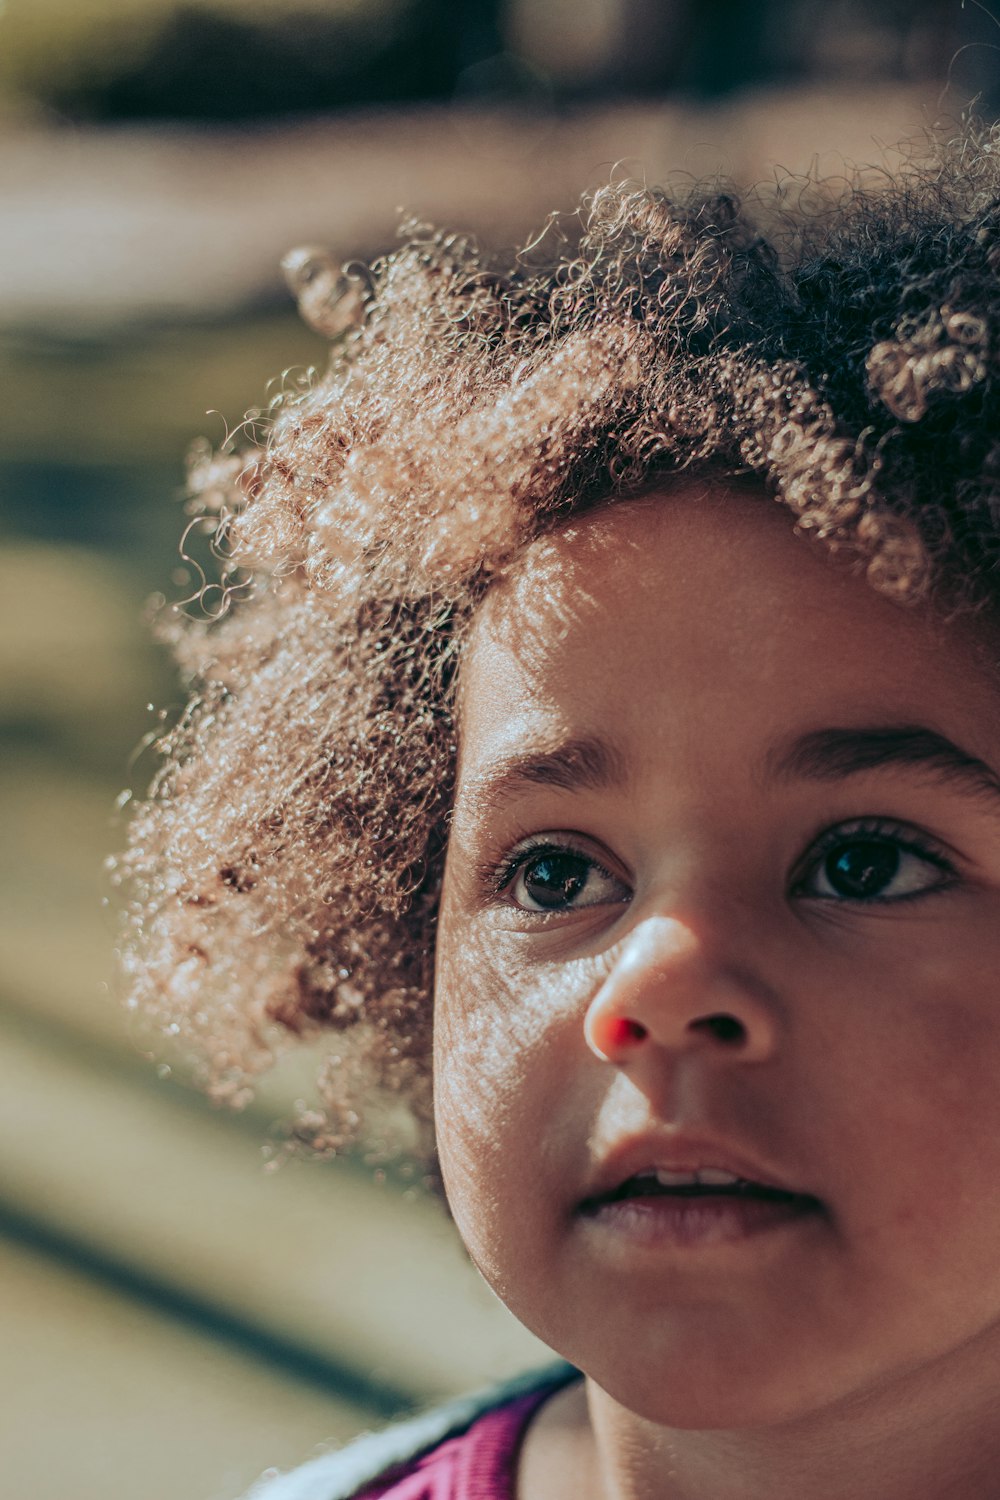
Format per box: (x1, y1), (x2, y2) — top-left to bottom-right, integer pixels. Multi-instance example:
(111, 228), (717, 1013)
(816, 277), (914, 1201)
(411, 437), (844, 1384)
(584, 1011), (650, 1062)
(694, 1013), (747, 1046)
(613, 1017), (648, 1046)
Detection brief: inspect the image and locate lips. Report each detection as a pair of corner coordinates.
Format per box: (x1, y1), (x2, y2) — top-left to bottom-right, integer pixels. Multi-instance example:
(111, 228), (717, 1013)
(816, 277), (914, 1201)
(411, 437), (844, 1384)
(577, 1136), (821, 1216)
(580, 1168), (814, 1216)
(574, 1140), (823, 1249)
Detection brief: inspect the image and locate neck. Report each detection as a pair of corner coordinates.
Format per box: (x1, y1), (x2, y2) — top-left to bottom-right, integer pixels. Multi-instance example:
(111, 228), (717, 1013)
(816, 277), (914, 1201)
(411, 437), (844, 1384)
(582, 1347), (1000, 1500)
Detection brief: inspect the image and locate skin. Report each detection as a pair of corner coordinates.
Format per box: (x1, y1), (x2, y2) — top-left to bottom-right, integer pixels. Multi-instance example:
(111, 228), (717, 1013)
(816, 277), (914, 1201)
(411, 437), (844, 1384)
(433, 485), (1000, 1500)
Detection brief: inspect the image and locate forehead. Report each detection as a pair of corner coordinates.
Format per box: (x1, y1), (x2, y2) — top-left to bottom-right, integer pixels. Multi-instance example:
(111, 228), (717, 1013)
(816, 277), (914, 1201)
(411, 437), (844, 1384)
(455, 487), (999, 783)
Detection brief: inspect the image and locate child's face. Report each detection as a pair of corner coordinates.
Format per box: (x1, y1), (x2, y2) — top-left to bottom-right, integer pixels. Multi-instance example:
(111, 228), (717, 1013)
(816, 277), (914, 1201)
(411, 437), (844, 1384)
(433, 486), (1000, 1429)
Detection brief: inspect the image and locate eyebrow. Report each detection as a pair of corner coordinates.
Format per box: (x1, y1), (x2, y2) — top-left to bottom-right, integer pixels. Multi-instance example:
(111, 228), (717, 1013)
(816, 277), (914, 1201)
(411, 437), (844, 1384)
(462, 733), (627, 815)
(460, 723), (1000, 820)
(768, 724), (1000, 806)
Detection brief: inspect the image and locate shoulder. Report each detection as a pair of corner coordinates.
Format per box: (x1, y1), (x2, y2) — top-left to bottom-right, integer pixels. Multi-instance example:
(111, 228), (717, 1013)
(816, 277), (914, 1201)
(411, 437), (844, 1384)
(241, 1363), (580, 1500)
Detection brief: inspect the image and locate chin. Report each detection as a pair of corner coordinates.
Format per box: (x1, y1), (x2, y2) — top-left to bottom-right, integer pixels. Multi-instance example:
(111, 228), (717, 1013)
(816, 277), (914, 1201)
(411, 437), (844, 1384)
(573, 1332), (856, 1432)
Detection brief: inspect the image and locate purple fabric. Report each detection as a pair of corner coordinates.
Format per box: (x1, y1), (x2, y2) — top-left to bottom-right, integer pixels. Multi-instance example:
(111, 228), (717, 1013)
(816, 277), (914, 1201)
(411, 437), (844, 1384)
(353, 1388), (554, 1500)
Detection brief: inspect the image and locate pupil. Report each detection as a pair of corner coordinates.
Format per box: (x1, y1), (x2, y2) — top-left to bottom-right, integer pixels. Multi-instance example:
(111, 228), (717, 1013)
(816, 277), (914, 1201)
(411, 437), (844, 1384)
(826, 839), (900, 898)
(523, 853), (588, 908)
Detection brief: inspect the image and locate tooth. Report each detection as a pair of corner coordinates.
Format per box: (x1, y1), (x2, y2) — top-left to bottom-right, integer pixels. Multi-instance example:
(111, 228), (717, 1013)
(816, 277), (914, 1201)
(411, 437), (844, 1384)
(697, 1168), (742, 1187)
(654, 1169), (699, 1187)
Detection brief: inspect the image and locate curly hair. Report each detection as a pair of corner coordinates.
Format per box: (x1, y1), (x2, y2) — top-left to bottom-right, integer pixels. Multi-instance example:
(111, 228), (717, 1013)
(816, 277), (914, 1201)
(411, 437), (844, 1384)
(119, 123), (1000, 1165)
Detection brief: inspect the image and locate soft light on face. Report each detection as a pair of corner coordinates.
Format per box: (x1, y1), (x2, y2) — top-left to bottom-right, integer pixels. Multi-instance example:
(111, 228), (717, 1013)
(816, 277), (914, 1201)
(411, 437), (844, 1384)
(433, 486), (1000, 1429)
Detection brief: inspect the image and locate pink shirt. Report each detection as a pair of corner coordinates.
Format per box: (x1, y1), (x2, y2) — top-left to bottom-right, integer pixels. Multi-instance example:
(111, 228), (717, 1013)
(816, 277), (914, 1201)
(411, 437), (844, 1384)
(353, 1388), (554, 1500)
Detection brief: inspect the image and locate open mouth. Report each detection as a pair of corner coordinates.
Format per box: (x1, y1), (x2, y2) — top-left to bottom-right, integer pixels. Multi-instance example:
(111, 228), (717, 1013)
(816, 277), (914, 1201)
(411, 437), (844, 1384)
(577, 1167), (823, 1243)
(581, 1167), (815, 1210)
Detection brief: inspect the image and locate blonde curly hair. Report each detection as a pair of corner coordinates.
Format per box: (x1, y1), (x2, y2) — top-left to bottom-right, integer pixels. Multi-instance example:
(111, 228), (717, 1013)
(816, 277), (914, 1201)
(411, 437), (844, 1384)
(119, 124), (1000, 1164)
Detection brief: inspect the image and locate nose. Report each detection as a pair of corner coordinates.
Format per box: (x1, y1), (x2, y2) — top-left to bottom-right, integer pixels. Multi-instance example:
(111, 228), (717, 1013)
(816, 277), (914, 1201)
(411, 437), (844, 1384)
(583, 915), (777, 1065)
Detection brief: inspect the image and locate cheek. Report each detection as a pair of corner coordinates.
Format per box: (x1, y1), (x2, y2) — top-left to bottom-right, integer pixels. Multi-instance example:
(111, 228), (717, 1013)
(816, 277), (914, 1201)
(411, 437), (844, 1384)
(806, 938), (1000, 1256)
(434, 952), (559, 1163)
(876, 944), (1000, 1119)
(432, 929), (595, 1264)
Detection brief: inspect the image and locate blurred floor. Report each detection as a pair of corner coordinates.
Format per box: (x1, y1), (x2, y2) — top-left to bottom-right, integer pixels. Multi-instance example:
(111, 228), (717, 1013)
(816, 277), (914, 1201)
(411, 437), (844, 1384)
(0, 1233), (373, 1500)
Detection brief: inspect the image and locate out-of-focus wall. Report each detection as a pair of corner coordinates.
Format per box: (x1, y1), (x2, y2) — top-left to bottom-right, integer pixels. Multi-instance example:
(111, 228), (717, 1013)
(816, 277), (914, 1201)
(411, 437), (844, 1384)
(0, 4), (991, 1498)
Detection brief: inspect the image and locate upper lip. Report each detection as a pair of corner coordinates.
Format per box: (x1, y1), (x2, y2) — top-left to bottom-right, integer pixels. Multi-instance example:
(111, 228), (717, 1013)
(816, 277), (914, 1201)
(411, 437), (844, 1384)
(577, 1132), (817, 1210)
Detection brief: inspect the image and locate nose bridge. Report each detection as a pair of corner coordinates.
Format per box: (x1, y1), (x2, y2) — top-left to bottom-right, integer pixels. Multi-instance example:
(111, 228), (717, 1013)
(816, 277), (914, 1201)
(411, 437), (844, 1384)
(584, 913), (777, 1064)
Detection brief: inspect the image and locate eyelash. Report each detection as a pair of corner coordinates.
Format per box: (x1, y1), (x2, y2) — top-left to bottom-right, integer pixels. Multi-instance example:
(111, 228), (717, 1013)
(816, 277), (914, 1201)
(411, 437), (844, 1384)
(791, 817), (957, 903)
(484, 818), (958, 914)
(481, 835), (611, 901)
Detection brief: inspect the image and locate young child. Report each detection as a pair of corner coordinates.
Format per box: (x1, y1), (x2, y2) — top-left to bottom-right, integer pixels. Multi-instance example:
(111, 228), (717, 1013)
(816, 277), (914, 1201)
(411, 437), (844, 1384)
(121, 124), (1000, 1499)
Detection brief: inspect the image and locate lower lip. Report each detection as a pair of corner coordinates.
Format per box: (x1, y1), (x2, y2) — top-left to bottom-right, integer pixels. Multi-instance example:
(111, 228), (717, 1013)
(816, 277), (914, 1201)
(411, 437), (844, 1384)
(580, 1192), (821, 1249)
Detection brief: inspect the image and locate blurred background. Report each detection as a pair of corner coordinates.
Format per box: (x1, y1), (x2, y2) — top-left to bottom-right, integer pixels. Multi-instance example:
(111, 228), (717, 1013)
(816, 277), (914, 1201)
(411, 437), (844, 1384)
(0, 2), (996, 1496)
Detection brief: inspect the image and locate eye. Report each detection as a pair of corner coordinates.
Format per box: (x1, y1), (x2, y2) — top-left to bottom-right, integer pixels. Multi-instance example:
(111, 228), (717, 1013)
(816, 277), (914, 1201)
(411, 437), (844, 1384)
(503, 843), (631, 913)
(794, 821), (955, 903)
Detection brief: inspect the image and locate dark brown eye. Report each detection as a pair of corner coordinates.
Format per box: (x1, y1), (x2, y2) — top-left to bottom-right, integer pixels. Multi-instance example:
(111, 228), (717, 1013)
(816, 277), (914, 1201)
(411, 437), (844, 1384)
(508, 847), (630, 913)
(797, 825), (951, 903)
(519, 852), (590, 909)
(824, 840), (900, 899)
